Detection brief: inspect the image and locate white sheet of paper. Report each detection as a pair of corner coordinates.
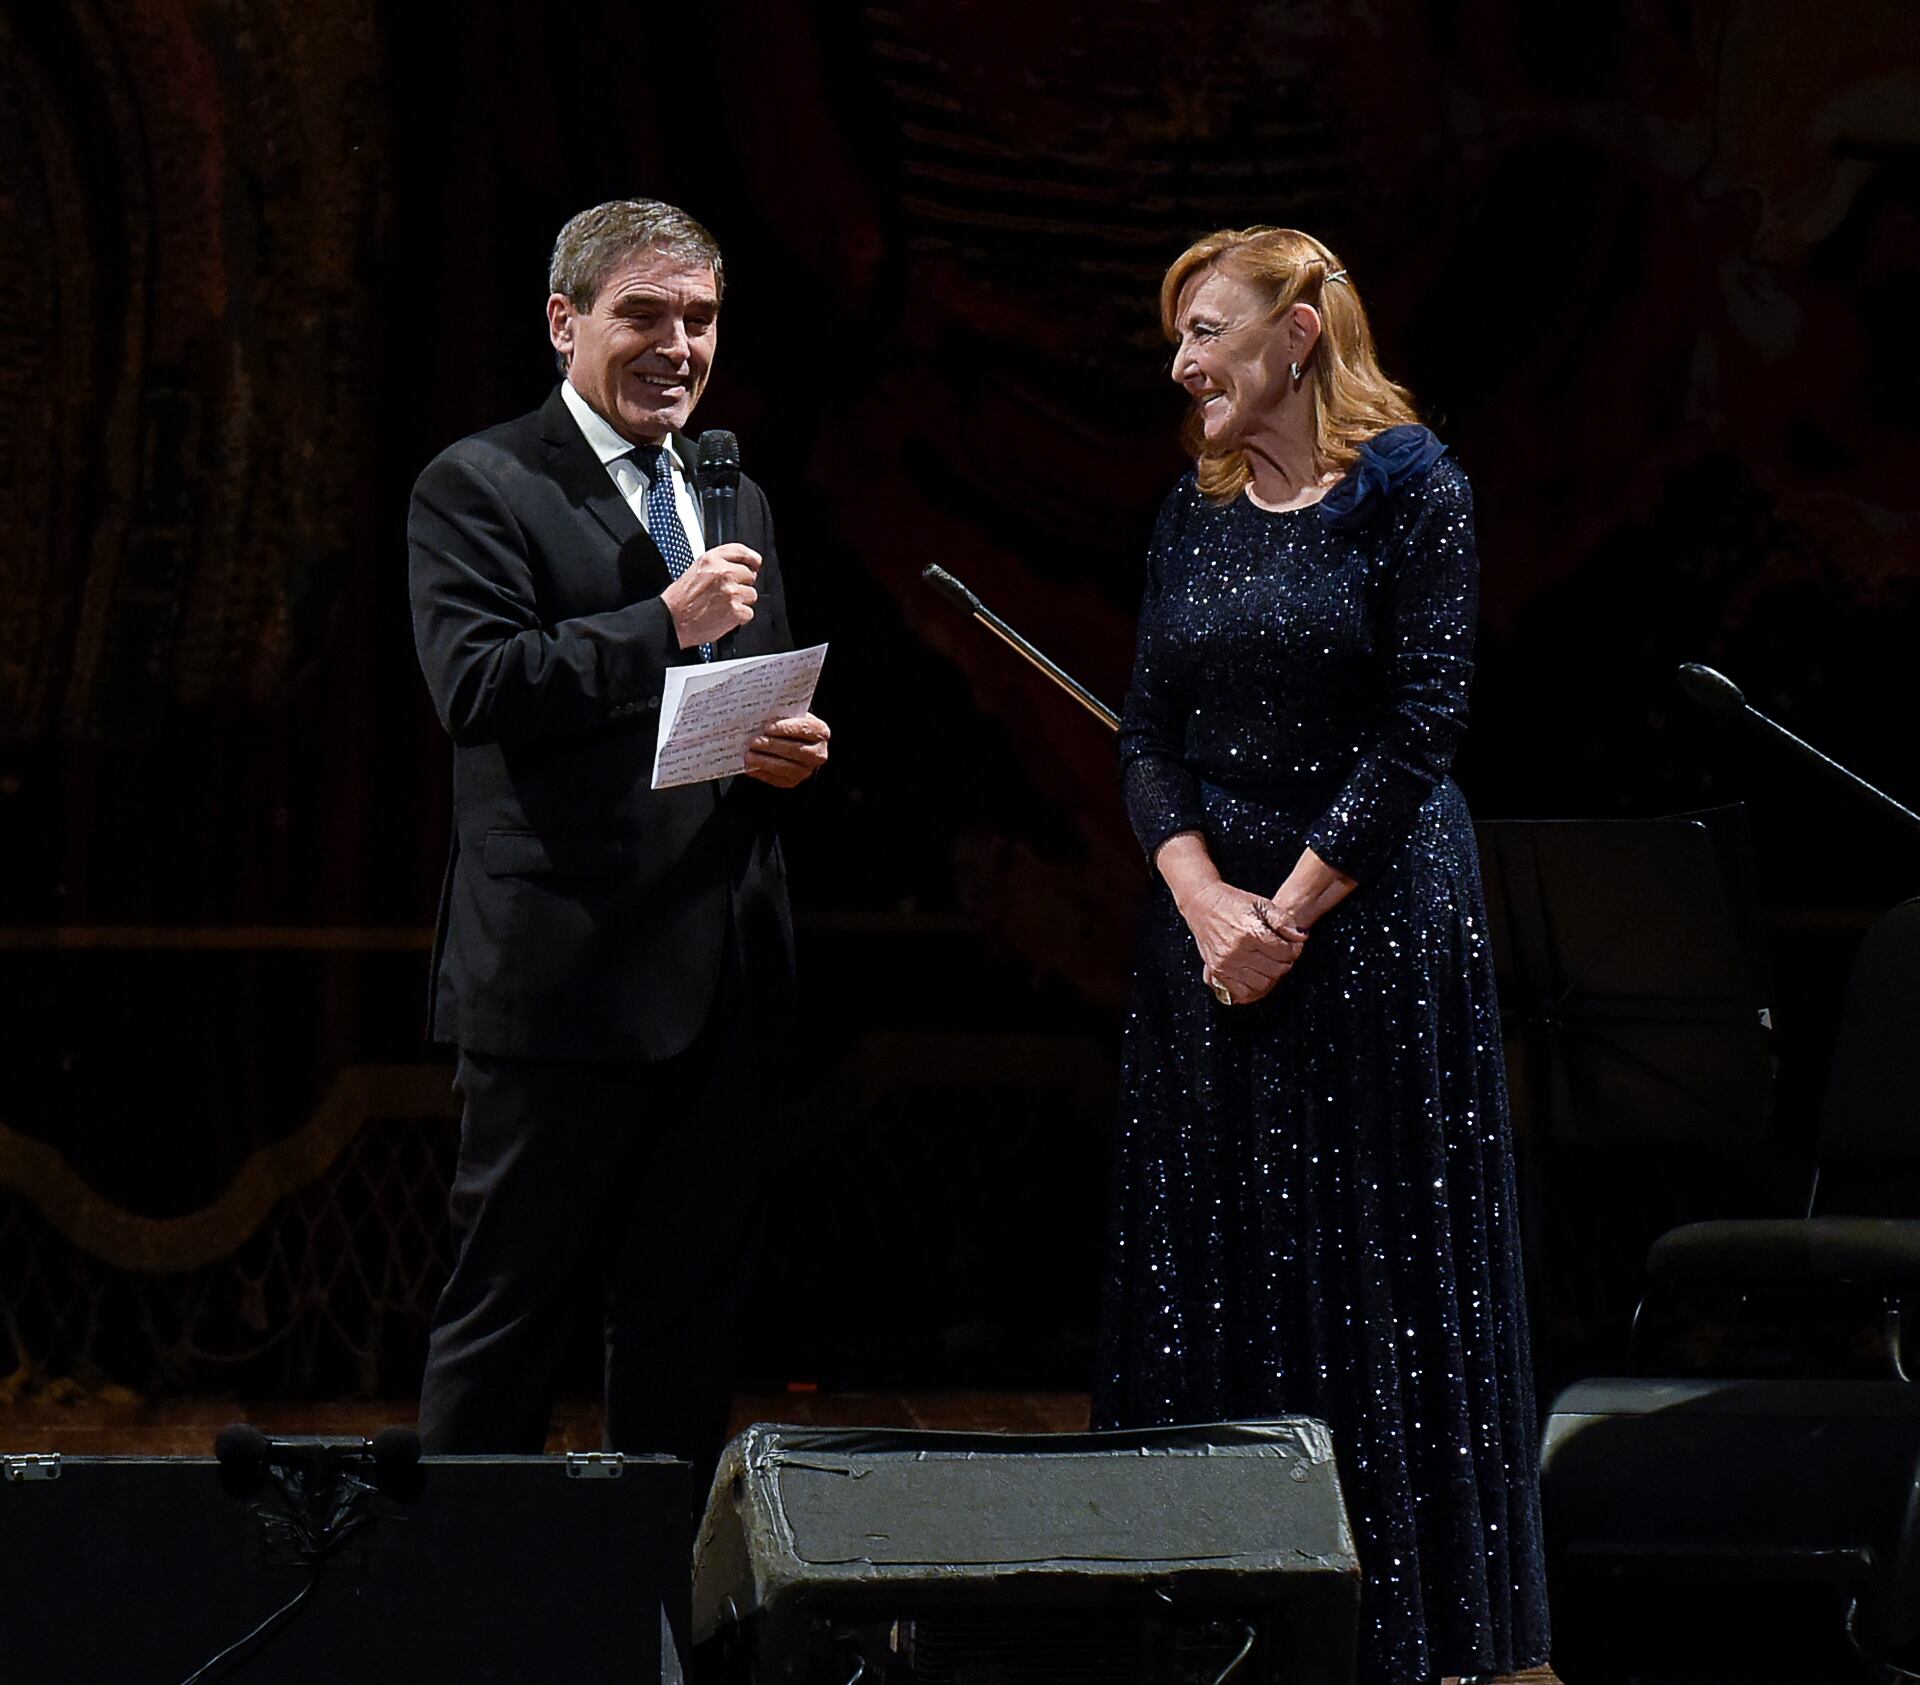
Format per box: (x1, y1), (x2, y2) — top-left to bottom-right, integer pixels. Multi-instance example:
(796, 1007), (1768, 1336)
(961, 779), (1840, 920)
(650, 643), (828, 790)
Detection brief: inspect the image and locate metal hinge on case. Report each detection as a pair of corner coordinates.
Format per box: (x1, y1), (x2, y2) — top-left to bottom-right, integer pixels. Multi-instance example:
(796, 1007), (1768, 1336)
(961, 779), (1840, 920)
(565, 1452), (625, 1479)
(2, 1454), (62, 1482)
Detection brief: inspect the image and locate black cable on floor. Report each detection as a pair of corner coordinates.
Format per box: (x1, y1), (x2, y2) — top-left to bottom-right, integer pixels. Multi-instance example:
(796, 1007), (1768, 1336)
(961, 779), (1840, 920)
(177, 1564), (320, 1685)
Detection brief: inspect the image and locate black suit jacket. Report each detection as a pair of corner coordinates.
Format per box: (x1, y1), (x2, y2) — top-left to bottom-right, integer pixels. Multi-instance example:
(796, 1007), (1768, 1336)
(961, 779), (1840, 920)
(408, 386), (796, 1063)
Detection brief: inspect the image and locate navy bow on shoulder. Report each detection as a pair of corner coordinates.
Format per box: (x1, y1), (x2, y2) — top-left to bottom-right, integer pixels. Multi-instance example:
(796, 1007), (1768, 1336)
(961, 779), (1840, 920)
(1317, 424), (1449, 531)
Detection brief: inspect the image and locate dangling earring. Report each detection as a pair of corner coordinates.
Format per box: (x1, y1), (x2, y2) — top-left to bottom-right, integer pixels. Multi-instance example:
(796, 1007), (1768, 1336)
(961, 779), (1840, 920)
(1289, 360), (1303, 383)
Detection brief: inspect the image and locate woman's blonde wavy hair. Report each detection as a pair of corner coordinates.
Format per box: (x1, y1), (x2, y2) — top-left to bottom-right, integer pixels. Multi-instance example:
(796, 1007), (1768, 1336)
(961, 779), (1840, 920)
(1161, 226), (1422, 503)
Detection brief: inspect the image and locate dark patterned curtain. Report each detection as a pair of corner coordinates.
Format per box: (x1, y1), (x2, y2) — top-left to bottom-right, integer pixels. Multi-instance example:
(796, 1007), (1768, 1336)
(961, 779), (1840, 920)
(1, 0), (1916, 1397)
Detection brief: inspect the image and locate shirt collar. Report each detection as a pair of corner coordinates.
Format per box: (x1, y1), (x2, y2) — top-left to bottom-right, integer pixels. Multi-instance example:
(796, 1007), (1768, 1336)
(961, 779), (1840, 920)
(559, 379), (690, 477)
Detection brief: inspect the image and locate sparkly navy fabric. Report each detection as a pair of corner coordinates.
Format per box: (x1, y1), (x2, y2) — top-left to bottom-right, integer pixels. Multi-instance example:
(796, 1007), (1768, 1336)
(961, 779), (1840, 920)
(1095, 432), (1551, 1684)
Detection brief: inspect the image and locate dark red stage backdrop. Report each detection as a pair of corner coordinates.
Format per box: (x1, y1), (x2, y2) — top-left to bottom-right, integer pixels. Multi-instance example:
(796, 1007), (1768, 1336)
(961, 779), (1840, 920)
(2, 0), (1916, 1400)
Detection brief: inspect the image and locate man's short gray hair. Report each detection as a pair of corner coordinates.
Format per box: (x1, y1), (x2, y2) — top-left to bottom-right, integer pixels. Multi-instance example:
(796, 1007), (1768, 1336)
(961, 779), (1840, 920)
(548, 199), (725, 309)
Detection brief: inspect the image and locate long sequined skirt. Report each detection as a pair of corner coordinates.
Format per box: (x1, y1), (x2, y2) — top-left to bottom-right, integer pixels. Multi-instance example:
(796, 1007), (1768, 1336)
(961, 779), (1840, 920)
(1094, 778), (1551, 1684)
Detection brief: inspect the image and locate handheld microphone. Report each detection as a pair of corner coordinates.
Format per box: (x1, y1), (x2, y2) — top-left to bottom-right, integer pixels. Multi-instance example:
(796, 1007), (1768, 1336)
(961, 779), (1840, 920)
(697, 429), (741, 548)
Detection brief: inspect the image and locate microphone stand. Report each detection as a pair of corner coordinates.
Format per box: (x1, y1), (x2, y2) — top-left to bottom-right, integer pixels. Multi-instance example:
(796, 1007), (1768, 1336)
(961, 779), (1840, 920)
(1677, 663), (1920, 842)
(921, 565), (1120, 731)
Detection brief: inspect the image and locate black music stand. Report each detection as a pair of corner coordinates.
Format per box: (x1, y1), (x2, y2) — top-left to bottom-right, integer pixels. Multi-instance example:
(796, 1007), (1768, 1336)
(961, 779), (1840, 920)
(1475, 807), (1774, 1149)
(1476, 808), (1780, 1389)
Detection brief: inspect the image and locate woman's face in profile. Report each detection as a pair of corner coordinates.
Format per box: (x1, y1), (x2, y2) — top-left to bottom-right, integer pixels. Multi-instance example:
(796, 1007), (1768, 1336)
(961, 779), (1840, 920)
(1170, 267), (1291, 448)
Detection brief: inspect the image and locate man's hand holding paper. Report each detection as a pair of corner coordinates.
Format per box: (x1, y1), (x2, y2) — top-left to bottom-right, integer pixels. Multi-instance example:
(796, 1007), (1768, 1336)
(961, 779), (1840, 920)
(745, 713), (830, 787)
(651, 643), (829, 790)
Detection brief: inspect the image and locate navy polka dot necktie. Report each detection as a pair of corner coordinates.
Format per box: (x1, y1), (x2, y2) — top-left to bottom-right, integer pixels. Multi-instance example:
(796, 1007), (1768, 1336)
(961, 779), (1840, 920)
(633, 443), (711, 661)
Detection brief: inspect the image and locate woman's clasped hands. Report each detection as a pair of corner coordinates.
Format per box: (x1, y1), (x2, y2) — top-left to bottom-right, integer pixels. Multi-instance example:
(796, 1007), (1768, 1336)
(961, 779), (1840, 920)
(1177, 880), (1307, 1007)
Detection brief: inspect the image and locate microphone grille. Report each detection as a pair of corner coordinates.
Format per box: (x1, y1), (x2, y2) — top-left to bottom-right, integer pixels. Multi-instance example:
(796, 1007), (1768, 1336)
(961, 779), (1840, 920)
(697, 429), (741, 483)
(214, 1422), (269, 1495)
(1676, 662), (1747, 719)
(921, 564), (982, 614)
(371, 1426), (422, 1469)
(370, 1425), (426, 1499)
(215, 1421), (268, 1465)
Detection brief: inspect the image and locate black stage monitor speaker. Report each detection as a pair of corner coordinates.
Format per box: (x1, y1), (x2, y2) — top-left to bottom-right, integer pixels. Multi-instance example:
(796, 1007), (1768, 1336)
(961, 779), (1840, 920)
(0, 1448), (689, 1684)
(1542, 1377), (1920, 1683)
(693, 1420), (1359, 1685)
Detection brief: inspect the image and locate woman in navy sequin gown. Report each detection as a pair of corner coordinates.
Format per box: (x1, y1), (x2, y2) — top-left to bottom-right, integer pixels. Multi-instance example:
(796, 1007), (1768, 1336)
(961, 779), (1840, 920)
(1094, 227), (1550, 1684)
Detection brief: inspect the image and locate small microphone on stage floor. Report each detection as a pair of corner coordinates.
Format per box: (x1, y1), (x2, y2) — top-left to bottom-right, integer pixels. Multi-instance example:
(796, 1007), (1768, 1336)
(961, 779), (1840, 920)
(195, 1424), (421, 1685)
(214, 1421), (273, 1496)
(697, 429), (741, 547)
(1677, 662), (1920, 840)
(371, 1426), (424, 1500)
(921, 563), (1120, 731)
(214, 1422), (424, 1499)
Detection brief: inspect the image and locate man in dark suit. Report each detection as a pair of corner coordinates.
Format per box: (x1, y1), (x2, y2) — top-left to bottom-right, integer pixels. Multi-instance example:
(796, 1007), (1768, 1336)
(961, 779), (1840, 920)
(407, 199), (828, 1472)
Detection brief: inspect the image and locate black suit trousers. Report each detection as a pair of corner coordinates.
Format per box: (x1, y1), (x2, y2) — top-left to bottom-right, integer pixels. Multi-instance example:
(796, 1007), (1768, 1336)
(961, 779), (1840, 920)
(417, 937), (766, 1482)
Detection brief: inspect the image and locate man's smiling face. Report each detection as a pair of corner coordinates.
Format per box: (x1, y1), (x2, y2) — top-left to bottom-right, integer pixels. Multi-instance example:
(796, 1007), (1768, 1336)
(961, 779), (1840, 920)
(547, 248), (719, 444)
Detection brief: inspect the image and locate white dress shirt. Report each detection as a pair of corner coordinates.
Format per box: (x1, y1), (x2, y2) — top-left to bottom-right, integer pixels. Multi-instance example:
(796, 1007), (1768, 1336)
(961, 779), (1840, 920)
(559, 379), (710, 557)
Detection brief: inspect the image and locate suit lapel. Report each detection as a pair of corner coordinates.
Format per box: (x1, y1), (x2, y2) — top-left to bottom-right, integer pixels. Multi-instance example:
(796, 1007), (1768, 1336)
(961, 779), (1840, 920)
(539, 387), (671, 580)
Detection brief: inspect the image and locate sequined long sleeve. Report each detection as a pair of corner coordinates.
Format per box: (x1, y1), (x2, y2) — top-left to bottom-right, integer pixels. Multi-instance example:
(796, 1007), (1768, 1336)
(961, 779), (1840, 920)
(1302, 460), (1478, 881)
(1118, 490), (1208, 860)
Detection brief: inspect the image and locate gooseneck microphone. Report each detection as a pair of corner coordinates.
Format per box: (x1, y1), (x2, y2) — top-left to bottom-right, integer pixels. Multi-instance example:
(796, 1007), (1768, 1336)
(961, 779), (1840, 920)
(921, 564), (1120, 730)
(1675, 662), (1747, 721)
(1677, 662), (1920, 840)
(697, 429), (741, 547)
